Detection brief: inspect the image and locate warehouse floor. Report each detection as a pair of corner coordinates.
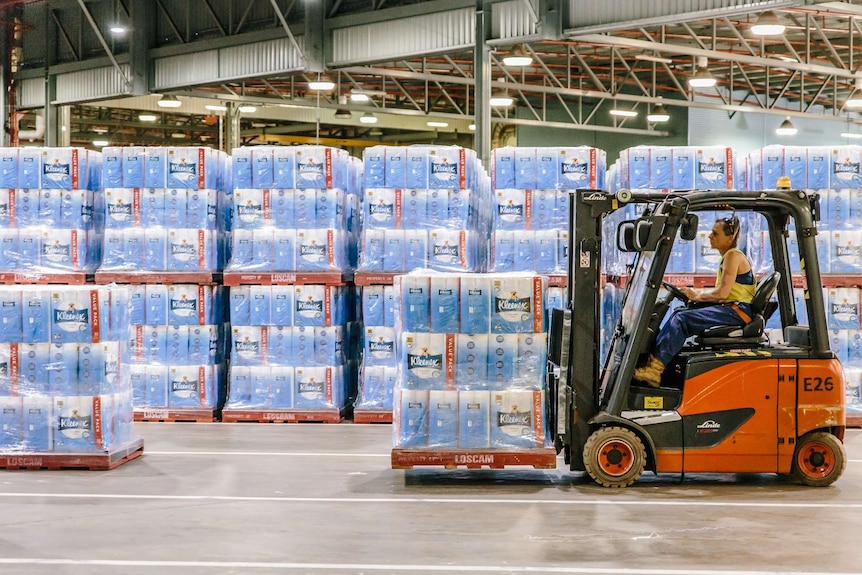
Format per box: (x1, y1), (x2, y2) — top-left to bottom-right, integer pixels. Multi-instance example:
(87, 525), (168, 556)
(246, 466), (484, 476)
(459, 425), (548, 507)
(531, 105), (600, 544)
(0, 423), (861, 575)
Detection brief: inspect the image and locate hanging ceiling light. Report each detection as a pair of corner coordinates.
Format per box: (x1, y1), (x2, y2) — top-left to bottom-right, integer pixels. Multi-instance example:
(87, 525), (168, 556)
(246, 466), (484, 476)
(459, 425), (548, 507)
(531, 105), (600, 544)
(109, 26), (127, 35)
(502, 44), (533, 67)
(359, 112), (378, 124)
(490, 91), (514, 107)
(350, 92), (371, 103)
(205, 103), (228, 112)
(237, 104), (257, 113)
(688, 57), (717, 88)
(609, 108), (638, 118)
(646, 102), (670, 122)
(138, 113), (157, 122)
(92, 140), (109, 147)
(308, 74), (336, 91)
(751, 11), (786, 36)
(333, 95), (352, 119)
(156, 94), (181, 108)
(841, 131), (862, 139)
(468, 124), (476, 131)
(775, 116), (798, 136)
(427, 120), (449, 128)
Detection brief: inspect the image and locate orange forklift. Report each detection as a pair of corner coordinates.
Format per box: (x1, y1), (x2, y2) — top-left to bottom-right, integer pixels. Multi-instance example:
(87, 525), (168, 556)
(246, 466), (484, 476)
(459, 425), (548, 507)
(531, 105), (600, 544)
(547, 189), (846, 487)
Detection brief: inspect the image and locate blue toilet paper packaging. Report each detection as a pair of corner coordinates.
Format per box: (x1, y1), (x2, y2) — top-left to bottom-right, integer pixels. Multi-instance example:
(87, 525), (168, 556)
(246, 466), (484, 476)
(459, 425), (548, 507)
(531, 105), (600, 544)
(456, 333), (488, 384)
(41, 148), (87, 190)
(831, 146), (862, 190)
(0, 148), (18, 189)
(146, 147), (168, 188)
(22, 396), (52, 451)
(402, 332), (451, 389)
(397, 388), (428, 447)
(490, 389), (544, 448)
(0, 396), (22, 450)
(458, 390), (490, 448)
(428, 389), (458, 447)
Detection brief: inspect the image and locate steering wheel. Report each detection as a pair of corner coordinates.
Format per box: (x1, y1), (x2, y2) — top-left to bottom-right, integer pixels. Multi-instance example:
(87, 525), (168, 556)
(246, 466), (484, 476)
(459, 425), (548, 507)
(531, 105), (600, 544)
(661, 281), (690, 304)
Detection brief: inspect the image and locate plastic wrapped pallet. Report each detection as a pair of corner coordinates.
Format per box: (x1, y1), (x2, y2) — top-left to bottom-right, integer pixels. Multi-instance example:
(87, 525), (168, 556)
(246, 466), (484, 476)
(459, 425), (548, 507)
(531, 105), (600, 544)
(224, 284), (352, 411)
(225, 145), (359, 273)
(392, 272), (550, 450)
(98, 146), (230, 272)
(354, 285), (398, 412)
(0, 284), (139, 453)
(0, 147), (102, 274)
(126, 284), (226, 410)
(357, 145), (490, 274)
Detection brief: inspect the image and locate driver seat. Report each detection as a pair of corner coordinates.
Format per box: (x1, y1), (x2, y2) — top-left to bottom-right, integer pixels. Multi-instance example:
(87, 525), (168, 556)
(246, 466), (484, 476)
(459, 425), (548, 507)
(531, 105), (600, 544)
(695, 271), (781, 348)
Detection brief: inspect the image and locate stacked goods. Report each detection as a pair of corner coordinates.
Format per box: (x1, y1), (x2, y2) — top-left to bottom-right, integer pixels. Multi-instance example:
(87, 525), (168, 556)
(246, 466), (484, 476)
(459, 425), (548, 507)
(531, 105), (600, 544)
(616, 145), (743, 192)
(0, 285), (138, 453)
(490, 147), (606, 274)
(0, 147), (102, 273)
(358, 145), (488, 274)
(225, 284), (351, 412)
(393, 272), (550, 450)
(99, 146), (229, 272)
(226, 146), (360, 273)
(355, 285), (398, 412)
(127, 285), (226, 411)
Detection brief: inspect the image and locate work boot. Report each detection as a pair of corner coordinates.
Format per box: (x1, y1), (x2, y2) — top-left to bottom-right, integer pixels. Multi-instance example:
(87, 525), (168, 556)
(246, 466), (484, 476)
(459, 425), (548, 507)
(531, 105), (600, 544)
(633, 355), (665, 388)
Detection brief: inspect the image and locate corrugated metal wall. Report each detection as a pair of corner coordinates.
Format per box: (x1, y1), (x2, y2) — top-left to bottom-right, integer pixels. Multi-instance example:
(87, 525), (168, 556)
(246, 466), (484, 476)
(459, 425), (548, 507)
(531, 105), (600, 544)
(567, 0), (788, 31)
(18, 78), (46, 109)
(55, 65), (132, 105)
(330, 8), (474, 66)
(493, 0), (538, 40)
(154, 37), (305, 90)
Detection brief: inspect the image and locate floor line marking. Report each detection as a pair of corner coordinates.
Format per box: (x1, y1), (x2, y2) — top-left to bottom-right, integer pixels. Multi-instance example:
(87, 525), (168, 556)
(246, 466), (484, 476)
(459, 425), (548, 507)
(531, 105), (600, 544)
(0, 558), (847, 575)
(0, 492), (859, 509)
(145, 451), (390, 457)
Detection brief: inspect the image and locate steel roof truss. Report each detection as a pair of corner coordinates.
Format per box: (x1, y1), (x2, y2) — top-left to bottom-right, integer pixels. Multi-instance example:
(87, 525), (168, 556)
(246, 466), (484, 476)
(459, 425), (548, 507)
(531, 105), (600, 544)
(51, 9), (80, 62)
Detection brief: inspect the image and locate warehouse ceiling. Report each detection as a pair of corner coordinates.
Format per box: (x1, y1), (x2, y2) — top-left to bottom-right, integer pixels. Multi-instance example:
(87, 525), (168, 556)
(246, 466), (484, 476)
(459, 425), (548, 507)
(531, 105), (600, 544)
(8, 0), (862, 149)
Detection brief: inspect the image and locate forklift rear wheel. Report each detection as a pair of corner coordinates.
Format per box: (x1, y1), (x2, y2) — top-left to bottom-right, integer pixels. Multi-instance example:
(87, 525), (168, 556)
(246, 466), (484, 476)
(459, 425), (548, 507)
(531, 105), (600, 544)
(791, 431), (846, 487)
(583, 426), (646, 488)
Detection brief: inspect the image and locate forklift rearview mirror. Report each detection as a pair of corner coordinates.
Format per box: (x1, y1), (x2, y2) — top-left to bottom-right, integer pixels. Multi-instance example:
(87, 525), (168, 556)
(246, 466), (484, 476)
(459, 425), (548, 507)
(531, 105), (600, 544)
(634, 219), (655, 251)
(617, 221), (637, 252)
(680, 214), (699, 241)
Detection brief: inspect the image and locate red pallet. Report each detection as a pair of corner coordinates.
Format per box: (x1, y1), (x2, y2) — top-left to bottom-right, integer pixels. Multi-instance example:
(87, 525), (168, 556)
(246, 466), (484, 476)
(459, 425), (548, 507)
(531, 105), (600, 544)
(0, 271), (89, 285)
(221, 408), (345, 423)
(354, 272), (399, 286)
(547, 275), (567, 287)
(134, 408), (219, 422)
(353, 409), (393, 424)
(0, 438), (144, 471)
(391, 448), (557, 470)
(95, 271), (220, 285)
(846, 413), (862, 428)
(223, 272), (349, 286)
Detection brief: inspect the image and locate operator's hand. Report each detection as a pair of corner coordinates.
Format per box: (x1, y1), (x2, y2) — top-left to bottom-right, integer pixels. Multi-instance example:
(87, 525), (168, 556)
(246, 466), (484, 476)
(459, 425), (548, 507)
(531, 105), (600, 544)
(680, 286), (698, 301)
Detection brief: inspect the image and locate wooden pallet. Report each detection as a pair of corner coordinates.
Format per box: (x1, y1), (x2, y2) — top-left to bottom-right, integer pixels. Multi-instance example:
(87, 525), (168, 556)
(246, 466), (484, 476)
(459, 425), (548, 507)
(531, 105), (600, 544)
(223, 272), (350, 286)
(353, 409), (393, 424)
(0, 438), (144, 471)
(846, 413), (862, 428)
(221, 408), (346, 423)
(95, 271), (221, 285)
(0, 271), (90, 285)
(134, 408), (219, 422)
(391, 448), (557, 470)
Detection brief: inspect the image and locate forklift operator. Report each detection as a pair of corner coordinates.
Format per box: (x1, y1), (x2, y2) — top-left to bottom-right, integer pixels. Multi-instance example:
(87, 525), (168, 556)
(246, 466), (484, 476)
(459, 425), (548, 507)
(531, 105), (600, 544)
(633, 214), (755, 388)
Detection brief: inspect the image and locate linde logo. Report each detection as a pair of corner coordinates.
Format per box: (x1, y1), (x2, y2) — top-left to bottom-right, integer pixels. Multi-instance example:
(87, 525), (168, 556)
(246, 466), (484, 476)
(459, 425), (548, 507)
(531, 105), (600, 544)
(171, 299), (197, 311)
(581, 192), (605, 201)
(171, 379), (197, 392)
(54, 307), (88, 324)
(698, 162), (725, 174)
(495, 297), (530, 313)
(434, 244), (459, 257)
(170, 162), (197, 175)
(408, 353), (442, 370)
(171, 242), (196, 255)
(300, 244), (326, 256)
(370, 340), (394, 353)
(837, 245), (862, 257)
(696, 419), (721, 433)
(498, 411), (530, 426)
(108, 203), (132, 216)
(44, 162), (70, 176)
(834, 161), (860, 174)
(59, 415), (90, 431)
(297, 300), (323, 313)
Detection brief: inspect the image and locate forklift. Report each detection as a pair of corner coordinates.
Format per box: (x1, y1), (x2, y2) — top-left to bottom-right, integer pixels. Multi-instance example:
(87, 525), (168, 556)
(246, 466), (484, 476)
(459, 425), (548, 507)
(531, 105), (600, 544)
(548, 189), (846, 487)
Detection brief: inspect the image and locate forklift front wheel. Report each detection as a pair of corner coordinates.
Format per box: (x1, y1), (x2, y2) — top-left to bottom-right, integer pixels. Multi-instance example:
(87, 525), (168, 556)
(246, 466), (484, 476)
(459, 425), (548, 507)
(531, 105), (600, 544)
(583, 426), (647, 488)
(791, 431), (846, 487)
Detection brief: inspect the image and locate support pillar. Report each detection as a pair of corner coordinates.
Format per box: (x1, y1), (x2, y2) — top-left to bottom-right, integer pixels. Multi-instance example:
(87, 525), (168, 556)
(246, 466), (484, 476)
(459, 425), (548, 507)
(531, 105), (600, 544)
(474, 0), (492, 167)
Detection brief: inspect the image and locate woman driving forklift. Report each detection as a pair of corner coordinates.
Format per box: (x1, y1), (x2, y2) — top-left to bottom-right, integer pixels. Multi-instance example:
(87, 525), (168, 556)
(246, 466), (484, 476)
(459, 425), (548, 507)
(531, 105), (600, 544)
(633, 213), (755, 387)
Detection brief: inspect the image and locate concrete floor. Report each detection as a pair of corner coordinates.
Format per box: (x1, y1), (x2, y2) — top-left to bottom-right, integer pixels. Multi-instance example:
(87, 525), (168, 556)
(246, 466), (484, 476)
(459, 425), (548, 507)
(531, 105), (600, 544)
(0, 424), (861, 575)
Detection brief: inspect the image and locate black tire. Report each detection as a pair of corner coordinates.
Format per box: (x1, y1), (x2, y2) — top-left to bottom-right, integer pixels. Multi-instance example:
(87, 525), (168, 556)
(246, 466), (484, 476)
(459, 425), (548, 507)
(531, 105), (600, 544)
(791, 431), (846, 487)
(583, 426), (647, 488)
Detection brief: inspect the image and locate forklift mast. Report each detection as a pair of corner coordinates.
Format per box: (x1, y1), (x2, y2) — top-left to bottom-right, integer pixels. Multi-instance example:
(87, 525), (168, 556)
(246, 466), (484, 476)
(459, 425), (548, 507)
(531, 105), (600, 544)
(548, 189), (832, 471)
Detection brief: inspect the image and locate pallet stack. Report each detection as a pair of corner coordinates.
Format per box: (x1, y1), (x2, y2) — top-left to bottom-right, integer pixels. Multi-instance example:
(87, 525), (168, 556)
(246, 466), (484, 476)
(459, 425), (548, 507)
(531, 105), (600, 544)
(222, 145), (361, 423)
(95, 146), (231, 422)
